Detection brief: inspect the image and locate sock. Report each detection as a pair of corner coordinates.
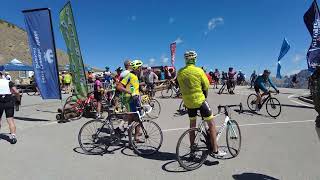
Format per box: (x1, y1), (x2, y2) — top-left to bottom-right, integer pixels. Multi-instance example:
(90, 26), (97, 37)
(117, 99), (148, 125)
(11, 133), (16, 138)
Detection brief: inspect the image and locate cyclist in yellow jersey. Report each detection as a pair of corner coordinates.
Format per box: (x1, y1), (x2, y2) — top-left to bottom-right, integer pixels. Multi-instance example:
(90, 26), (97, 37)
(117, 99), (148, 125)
(116, 60), (143, 142)
(177, 51), (226, 157)
(63, 72), (72, 94)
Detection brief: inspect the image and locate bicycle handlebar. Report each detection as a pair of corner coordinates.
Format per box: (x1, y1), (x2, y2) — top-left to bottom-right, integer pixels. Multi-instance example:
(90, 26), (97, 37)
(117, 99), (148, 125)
(217, 103), (243, 114)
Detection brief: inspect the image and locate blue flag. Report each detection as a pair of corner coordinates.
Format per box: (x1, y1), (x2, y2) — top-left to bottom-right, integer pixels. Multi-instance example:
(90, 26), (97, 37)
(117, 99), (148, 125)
(23, 8), (61, 99)
(276, 38), (290, 79)
(304, 0), (320, 72)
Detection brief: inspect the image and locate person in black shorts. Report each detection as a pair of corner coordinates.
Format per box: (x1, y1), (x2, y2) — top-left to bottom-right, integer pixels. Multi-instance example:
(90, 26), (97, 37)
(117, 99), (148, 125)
(0, 72), (21, 144)
(94, 75), (103, 119)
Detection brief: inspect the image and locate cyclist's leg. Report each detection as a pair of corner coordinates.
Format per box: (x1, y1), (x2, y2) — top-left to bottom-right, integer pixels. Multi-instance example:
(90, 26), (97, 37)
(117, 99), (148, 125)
(254, 85), (262, 109)
(199, 101), (219, 153)
(187, 108), (198, 146)
(130, 96), (143, 141)
(94, 92), (102, 118)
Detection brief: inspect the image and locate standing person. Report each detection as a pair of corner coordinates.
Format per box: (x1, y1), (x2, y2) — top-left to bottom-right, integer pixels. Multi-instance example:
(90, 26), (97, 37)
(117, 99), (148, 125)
(291, 74), (298, 88)
(213, 69), (220, 89)
(4, 72), (11, 81)
(227, 67), (237, 94)
(114, 67), (123, 83)
(63, 72), (72, 94)
(94, 74), (103, 119)
(250, 70), (257, 89)
(120, 60), (131, 79)
(177, 51), (226, 157)
(310, 66), (320, 128)
(209, 69), (215, 82)
(0, 72), (20, 144)
(59, 72), (63, 89)
(116, 60), (144, 142)
(87, 71), (94, 83)
(144, 67), (158, 96)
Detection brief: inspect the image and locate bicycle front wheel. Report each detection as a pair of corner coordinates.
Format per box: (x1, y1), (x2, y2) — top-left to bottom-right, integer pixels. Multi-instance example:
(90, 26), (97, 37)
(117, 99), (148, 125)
(266, 97), (281, 118)
(161, 88), (173, 98)
(247, 94), (258, 111)
(226, 120), (241, 157)
(176, 128), (208, 171)
(78, 119), (111, 155)
(147, 99), (161, 119)
(129, 120), (163, 155)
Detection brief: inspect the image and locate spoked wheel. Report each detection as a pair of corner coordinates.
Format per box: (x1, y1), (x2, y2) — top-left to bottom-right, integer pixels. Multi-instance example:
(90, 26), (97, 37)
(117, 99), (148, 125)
(63, 100), (84, 120)
(147, 99), (161, 119)
(226, 120), (241, 157)
(78, 119), (113, 155)
(129, 120), (163, 155)
(266, 97), (281, 118)
(176, 128), (209, 171)
(161, 88), (173, 98)
(178, 100), (187, 114)
(247, 94), (258, 111)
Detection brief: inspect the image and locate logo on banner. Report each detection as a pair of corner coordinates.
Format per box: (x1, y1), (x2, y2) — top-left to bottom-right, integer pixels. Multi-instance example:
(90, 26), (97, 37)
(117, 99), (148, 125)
(44, 49), (54, 64)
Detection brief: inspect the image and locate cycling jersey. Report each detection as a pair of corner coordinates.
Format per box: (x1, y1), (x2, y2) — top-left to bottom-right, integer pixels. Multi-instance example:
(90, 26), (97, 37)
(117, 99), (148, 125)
(64, 74), (72, 84)
(255, 75), (277, 93)
(121, 72), (140, 97)
(177, 64), (209, 109)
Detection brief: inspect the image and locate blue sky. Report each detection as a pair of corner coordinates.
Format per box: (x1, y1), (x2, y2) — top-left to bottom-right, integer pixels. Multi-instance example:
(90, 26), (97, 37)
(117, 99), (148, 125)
(0, 0), (315, 76)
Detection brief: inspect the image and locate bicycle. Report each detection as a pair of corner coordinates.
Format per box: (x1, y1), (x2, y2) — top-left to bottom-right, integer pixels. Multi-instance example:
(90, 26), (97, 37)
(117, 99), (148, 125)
(176, 104), (242, 171)
(57, 92), (98, 121)
(78, 105), (163, 156)
(247, 91), (281, 118)
(161, 80), (180, 98)
(218, 79), (234, 94)
(140, 93), (161, 119)
(25, 84), (40, 96)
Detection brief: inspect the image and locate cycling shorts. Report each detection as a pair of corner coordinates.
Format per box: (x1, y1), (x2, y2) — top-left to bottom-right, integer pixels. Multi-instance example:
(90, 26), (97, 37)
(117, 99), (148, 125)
(187, 101), (213, 121)
(0, 96), (14, 118)
(124, 95), (141, 113)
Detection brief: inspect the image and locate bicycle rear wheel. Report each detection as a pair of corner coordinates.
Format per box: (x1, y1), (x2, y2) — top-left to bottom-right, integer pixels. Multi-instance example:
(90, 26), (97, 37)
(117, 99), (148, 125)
(78, 119), (112, 155)
(247, 94), (258, 111)
(63, 100), (83, 120)
(147, 99), (161, 119)
(129, 120), (163, 155)
(226, 120), (241, 157)
(176, 128), (208, 171)
(266, 97), (281, 118)
(161, 88), (173, 98)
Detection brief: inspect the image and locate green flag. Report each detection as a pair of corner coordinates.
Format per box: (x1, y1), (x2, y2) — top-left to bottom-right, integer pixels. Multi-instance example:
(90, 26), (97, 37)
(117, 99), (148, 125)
(59, 2), (87, 98)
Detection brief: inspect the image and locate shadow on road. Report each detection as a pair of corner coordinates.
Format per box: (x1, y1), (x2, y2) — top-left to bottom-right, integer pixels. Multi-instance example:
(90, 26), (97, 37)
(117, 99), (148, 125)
(232, 172), (279, 180)
(281, 104), (314, 109)
(0, 133), (12, 143)
(36, 109), (57, 113)
(15, 116), (51, 122)
(234, 109), (271, 119)
(161, 159), (219, 173)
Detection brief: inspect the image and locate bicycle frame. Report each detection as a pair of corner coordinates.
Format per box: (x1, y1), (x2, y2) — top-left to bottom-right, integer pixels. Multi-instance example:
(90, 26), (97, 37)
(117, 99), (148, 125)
(197, 104), (242, 143)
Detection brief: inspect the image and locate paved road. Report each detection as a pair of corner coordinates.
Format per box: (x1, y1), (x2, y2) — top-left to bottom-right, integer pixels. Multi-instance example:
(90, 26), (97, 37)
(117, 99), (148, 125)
(0, 86), (319, 180)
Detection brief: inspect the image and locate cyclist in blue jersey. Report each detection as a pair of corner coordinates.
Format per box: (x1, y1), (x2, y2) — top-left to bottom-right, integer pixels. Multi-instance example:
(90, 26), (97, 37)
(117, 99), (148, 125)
(254, 70), (280, 111)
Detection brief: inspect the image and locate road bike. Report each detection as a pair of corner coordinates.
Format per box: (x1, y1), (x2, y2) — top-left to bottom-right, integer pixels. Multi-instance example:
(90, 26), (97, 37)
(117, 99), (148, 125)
(218, 79), (235, 94)
(247, 92), (281, 118)
(78, 105), (163, 156)
(176, 104), (242, 171)
(161, 80), (181, 98)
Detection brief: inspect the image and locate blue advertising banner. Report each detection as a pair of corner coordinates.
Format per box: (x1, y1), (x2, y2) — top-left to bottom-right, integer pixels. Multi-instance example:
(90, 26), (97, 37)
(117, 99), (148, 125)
(23, 8), (61, 99)
(304, 0), (320, 72)
(276, 38), (290, 79)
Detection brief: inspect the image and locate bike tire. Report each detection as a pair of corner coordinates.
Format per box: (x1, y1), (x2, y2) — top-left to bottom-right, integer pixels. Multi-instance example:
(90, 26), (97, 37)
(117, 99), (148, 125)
(266, 97), (281, 118)
(218, 84), (225, 94)
(161, 88), (173, 98)
(63, 99), (84, 120)
(129, 120), (163, 156)
(147, 99), (161, 119)
(78, 119), (111, 155)
(226, 120), (242, 157)
(247, 94), (258, 111)
(176, 128), (208, 171)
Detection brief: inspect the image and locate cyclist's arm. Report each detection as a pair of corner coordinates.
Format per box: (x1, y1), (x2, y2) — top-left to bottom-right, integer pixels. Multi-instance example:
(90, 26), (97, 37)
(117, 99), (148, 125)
(116, 78), (131, 94)
(153, 72), (159, 81)
(268, 77), (278, 91)
(256, 78), (268, 93)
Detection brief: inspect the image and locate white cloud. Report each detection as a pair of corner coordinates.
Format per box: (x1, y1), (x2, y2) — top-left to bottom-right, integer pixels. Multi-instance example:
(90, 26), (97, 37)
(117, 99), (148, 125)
(292, 54), (304, 63)
(130, 15), (137, 21)
(205, 17), (224, 35)
(169, 17), (175, 24)
(160, 54), (169, 64)
(174, 37), (183, 44)
(149, 58), (156, 65)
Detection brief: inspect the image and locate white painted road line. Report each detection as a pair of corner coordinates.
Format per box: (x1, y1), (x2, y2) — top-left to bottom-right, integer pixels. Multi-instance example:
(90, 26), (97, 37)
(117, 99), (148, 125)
(163, 119), (314, 132)
(288, 94), (314, 108)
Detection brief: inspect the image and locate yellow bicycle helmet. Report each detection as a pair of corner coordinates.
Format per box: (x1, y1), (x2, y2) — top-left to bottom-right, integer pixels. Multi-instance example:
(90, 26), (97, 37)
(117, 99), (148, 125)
(131, 60), (143, 70)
